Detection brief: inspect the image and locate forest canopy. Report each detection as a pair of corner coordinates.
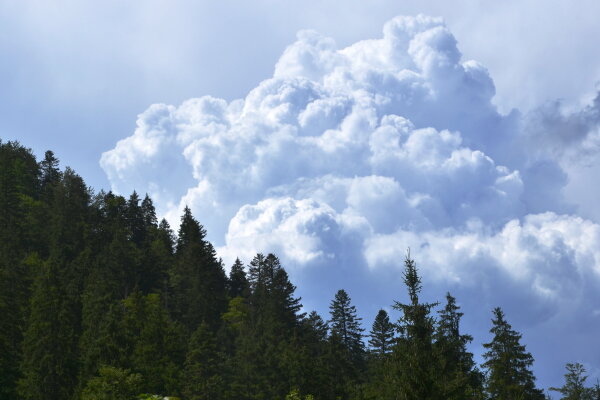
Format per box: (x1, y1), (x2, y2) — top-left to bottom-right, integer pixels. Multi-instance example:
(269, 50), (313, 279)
(0, 140), (594, 399)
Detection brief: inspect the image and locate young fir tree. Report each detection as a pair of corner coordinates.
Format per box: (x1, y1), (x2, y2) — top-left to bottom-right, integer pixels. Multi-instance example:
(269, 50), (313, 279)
(329, 289), (365, 363)
(385, 252), (441, 400)
(550, 363), (590, 400)
(482, 307), (545, 400)
(369, 309), (395, 358)
(435, 293), (483, 400)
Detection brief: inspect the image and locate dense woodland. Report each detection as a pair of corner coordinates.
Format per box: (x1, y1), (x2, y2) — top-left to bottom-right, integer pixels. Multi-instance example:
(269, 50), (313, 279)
(0, 139), (598, 400)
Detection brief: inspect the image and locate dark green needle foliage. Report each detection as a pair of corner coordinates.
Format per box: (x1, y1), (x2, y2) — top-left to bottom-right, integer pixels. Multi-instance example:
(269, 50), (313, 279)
(383, 251), (442, 400)
(435, 293), (484, 400)
(369, 309), (395, 357)
(482, 307), (545, 400)
(329, 289), (365, 363)
(0, 140), (581, 399)
(550, 363), (591, 400)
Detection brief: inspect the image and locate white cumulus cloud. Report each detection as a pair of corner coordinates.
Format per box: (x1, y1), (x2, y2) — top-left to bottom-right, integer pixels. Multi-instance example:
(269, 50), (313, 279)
(101, 15), (600, 386)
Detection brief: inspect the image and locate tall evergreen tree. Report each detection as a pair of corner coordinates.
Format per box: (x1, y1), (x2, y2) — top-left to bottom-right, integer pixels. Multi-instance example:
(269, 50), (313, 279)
(18, 259), (79, 400)
(385, 252), (441, 400)
(183, 322), (226, 400)
(228, 258), (249, 298)
(369, 309), (395, 357)
(435, 293), (483, 400)
(169, 206), (227, 331)
(0, 141), (41, 399)
(123, 291), (185, 396)
(230, 253), (303, 400)
(482, 307), (544, 400)
(329, 289), (365, 362)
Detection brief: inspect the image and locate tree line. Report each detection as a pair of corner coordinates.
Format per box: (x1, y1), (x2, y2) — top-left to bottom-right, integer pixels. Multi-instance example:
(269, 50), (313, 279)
(0, 139), (596, 399)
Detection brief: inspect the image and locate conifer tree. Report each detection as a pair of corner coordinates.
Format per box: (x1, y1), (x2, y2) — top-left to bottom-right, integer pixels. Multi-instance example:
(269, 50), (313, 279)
(0, 141), (41, 399)
(550, 363), (590, 400)
(228, 258), (249, 298)
(482, 307), (544, 400)
(81, 366), (143, 400)
(329, 289), (365, 362)
(369, 309), (395, 357)
(435, 293), (483, 400)
(231, 253), (304, 399)
(386, 252), (441, 400)
(183, 322), (226, 400)
(305, 311), (329, 341)
(18, 259), (79, 400)
(124, 291), (185, 395)
(170, 206), (227, 331)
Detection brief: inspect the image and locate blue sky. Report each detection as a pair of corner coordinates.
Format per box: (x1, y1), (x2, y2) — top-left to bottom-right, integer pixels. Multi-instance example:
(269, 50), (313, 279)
(4, 0), (600, 389)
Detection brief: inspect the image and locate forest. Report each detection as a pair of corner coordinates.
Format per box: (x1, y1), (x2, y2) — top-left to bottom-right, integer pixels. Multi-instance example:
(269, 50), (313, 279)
(0, 139), (597, 400)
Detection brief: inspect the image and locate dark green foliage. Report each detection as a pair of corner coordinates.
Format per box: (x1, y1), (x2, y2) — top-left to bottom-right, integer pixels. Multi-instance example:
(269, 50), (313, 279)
(18, 258), (79, 400)
(385, 252), (441, 400)
(123, 291), (186, 395)
(228, 258), (249, 298)
(169, 206), (227, 331)
(329, 289), (365, 363)
(81, 366), (143, 400)
(482, 307), (545, 400)
(550, 363), (590, 400)
(435, 293), (483, 400)
(0, 141), (41, 399)
(369, 309), (394, 357)
(0, 141), (572, 400)
(183, 322), (226, 400)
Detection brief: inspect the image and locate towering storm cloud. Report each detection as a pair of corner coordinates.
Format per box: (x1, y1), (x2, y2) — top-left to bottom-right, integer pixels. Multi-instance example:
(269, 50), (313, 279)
(101, 15), (600, 385)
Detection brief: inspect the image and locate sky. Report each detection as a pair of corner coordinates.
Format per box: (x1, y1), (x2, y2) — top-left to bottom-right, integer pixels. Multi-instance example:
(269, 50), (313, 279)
(3, 0), (600, 390)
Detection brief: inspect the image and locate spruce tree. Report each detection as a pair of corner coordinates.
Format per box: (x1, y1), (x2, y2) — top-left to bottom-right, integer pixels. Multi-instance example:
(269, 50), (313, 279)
(169, 206), (227, 331)
(369, 309), (395, 357)
(124, 292), (185, 396)
(550, 363), (590, 400)
(228, 258), (249, 298)
(482, 307), (544, 400)
(386, 252), (441, 400)
(329, 289), (365, 362)
(0, 141), (41, 399)
(231, 253), (304, 399)
(18, 259), (79, 400)
(183, 323), (226, 400)
(435, 293), (483, 400)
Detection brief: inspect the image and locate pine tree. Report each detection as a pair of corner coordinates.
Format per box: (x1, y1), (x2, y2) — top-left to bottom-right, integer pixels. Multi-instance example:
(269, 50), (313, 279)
(369, 309), (395, 357)
(482, 307), (544, 400)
